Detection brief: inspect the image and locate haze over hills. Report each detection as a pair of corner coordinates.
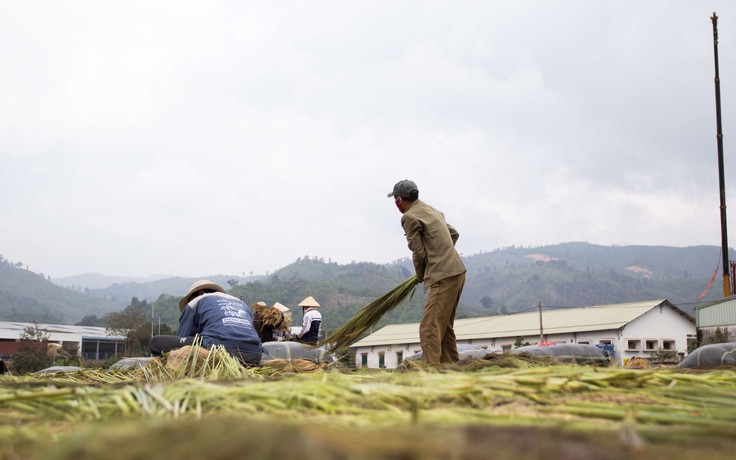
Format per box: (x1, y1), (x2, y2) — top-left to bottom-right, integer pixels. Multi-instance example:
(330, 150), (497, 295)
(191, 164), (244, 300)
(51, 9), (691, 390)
(0, 260), (123, 324)
(53, 273), (174, 290)
(1, 242), (734, 328)
(460, 243), (734, 315)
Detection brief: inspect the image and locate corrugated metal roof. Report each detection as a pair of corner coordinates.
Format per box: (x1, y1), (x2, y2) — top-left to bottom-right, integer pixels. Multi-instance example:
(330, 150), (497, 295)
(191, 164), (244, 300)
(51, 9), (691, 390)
(694, 295), (736, 327)
(350, 299), (687, 348)
(0, 321), (125, 340)
(695, 294), (736, 310)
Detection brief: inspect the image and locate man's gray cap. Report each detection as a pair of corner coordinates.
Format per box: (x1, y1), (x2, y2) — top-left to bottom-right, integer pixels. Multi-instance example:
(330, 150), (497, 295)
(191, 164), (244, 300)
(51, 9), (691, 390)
(387, 180), (419, 198)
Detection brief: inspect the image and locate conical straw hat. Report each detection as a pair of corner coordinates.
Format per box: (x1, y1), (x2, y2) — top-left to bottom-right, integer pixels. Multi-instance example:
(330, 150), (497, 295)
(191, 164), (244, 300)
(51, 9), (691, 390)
(273, 302), (290, 312)
(298, 296), (320, 308)
(179, 280), (226, 311)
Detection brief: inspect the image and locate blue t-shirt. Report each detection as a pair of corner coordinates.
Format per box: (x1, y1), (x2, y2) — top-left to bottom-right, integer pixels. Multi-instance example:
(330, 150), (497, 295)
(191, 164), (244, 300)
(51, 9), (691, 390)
(178, 293), (263, 355)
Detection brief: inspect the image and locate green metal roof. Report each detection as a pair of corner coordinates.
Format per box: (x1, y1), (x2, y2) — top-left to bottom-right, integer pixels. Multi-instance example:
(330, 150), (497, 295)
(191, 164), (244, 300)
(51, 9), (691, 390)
(350, 299), (690, 348)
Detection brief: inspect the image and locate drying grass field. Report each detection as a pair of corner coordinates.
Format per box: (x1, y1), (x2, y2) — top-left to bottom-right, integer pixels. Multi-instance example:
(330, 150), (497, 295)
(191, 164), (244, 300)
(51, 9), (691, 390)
(1, 352), (735, 460)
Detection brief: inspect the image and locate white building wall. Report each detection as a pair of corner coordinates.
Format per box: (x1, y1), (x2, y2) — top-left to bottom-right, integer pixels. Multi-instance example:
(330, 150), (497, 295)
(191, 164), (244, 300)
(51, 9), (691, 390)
(460, 339), (493, 351)
(619, 306), (695, 366)
(355, 332), (619, 369)
(355, 343), (421, 369)
(353, 307), (695, 369)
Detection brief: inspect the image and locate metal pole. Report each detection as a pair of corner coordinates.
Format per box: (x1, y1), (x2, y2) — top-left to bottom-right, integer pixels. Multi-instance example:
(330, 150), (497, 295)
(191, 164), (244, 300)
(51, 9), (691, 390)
(151, 300), (155, 339)
(711, 12), (731, 297)
(538, 301), (544, 343)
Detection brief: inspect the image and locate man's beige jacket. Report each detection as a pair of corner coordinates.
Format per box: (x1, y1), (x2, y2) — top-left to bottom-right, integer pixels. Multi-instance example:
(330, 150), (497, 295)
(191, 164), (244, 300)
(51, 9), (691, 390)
(400, 199), (466, 291)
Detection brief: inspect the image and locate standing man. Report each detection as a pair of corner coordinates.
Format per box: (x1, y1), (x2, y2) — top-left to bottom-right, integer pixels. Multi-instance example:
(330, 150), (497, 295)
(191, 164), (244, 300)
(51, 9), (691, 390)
(150, 280), (263, 365)
(388, 180), (466, 365)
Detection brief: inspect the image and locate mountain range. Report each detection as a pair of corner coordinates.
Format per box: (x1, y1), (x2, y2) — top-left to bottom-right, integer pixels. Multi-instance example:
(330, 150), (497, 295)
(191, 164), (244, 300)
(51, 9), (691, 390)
(2, 242), (734, 330)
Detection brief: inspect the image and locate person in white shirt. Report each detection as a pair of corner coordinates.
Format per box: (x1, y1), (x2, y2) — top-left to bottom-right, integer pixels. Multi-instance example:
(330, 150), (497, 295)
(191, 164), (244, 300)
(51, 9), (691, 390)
(296, 296), (322, 345)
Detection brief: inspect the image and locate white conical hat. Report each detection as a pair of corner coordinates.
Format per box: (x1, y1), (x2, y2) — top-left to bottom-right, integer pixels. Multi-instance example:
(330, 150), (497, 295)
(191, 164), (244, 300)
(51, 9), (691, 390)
(273, 302), (290, 312)
(298, 296), (320, 308)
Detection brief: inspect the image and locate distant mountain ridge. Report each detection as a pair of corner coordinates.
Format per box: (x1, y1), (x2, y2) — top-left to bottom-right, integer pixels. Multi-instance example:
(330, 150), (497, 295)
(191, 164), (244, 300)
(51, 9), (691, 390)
(1, 243), (734, 327)
(0, 262), (123, 324)
(460, 242), (734, 316)
(54, 273), (174, 290)
(84, 274), (266, 304)
(463, 242), (725, 279)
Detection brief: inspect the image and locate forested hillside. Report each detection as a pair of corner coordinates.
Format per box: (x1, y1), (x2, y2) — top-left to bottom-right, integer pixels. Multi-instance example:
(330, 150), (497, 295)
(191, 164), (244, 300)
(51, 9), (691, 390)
(0, 259), (123, 324)
(461, 242), (733, 315)
(229, 259), (435, 334)
(2, 243), (734, 331)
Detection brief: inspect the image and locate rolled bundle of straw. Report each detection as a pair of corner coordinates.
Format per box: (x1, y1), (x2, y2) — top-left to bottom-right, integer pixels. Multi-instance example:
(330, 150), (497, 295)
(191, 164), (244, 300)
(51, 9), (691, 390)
(321, 276), (419, 352)
(262, 358), (323, 373)
(254, 304), (287, 328)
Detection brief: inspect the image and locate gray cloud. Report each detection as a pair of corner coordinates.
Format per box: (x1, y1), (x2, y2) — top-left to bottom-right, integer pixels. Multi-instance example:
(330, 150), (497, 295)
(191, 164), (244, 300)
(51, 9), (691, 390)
(1, 1), (735, 278)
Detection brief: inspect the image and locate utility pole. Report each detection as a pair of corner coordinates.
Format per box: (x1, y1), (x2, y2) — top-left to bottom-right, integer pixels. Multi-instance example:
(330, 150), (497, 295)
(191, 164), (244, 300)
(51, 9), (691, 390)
(538, 301), (544, 343)
(151, 300), (155, 339)
(711, 12), (731, 297)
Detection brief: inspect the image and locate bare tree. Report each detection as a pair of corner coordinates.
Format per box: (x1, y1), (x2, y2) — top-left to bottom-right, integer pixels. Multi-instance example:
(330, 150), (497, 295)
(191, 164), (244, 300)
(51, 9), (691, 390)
(11, 323), (53, 374)
(105, 308), (149, 357)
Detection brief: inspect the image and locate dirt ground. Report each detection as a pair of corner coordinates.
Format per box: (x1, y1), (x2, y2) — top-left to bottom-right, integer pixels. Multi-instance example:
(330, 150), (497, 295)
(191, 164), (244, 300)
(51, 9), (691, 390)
(4, 417), (734, 460)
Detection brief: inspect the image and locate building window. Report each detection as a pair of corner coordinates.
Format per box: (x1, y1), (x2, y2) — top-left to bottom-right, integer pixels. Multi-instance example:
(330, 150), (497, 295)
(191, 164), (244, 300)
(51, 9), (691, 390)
(361, 353), (368, 367)
(501, 345), (512, 353)
(396, 351), (404, 364)
(599, 339), (612, 345)
(662, 340), (675, 351)
(626, 340), (641, 351)
(577, 341), (590, 345)
(645, 339), (658, 351)
(81, 340), (125, 360)
(378, 352), (385, 368)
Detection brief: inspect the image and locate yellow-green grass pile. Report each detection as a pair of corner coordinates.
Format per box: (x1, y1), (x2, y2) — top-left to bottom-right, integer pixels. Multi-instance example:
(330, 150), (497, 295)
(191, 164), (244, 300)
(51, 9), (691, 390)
(322, 275), (419, 352)
(1, 349), (735, 459)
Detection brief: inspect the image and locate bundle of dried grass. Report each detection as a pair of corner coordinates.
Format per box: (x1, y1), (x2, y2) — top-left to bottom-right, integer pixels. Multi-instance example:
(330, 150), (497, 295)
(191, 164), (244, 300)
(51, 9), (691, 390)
(165, 345), (215, 371)
(262, 358), (325, 373)
(321, 276), (419, 352)
(5, 366), (736, 431)
(137, 343), (266, 382)
(254, 303), (291, 331)
(625, 357), (650, 369)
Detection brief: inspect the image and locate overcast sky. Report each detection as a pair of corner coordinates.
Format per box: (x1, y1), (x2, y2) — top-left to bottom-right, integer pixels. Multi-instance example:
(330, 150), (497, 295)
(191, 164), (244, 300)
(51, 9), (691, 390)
(2, 1), (736, 279)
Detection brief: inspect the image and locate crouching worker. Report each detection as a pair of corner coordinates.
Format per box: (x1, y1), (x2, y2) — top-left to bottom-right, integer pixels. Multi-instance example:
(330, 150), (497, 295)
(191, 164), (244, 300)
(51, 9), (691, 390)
(150, 280), (263, 366)
(252, 301), (292, 342)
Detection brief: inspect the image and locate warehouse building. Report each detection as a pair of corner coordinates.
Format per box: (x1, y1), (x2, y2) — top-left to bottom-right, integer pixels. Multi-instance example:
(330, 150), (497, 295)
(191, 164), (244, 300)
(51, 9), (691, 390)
(350, 299), (696, 368)
(694, 295), (736, 344)
(0, 321), (126, 361)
